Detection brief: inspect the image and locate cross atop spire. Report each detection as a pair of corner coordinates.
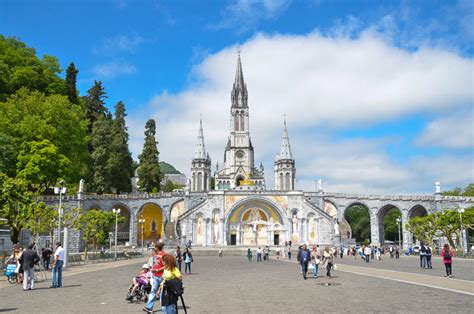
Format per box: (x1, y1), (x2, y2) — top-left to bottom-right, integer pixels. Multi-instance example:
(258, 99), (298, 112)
(194, 117), (207, 159)
(276, 117), (294, 160)
(231, 51), (248, 108)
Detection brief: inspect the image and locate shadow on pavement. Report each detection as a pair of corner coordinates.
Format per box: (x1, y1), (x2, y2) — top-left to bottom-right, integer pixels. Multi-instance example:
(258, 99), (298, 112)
(0, 309), (17, 312)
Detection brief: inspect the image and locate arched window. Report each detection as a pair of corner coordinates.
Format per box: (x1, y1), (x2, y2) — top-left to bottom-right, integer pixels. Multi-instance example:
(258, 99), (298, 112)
(197, 172), (202, 191)
(203, 173), (208, 191)
(192, 173), (196, 191)
(240, 113), (245, 131)
(279, 173), (284, 191)
(234, 114), (240, 131)
(285, 173), (291, 190)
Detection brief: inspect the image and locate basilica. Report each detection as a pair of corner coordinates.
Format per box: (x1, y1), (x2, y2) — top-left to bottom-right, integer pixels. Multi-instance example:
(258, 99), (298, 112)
(179, 54), (338, 247)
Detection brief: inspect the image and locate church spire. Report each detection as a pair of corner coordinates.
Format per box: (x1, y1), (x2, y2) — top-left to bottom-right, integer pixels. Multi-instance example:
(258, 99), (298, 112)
(231, 51), (248, 108)
(277, 118), (293, 160)
(194, 118), (207, 159)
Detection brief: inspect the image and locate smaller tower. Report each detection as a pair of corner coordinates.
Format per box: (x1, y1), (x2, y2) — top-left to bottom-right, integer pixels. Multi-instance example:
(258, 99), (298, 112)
(191, 118), (211, 192)
(274, 118), (296, 191)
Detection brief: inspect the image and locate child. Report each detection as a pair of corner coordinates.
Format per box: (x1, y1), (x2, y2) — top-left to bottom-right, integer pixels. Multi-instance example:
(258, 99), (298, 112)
(127, 264), (151, 301)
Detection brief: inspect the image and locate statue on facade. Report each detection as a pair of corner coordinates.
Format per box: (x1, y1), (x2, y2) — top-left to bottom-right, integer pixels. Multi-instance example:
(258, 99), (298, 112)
(292, 213), (298, 234)
(317, 179), (323, 192)
(435, 181), (441, 194)
(333, 218), (340, 236)
(213, 212), (220, 244)
(79, 179), (84, 193)
(185, 178), (191, 192)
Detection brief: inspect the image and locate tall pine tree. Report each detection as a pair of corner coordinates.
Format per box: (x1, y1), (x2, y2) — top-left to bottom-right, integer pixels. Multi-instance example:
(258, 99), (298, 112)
(137, 119), (161, 192)
(108, 101), (134, 193)
(65, 62), (79, 104)
(90, 115), (113, 194)
(84, 80), (107, 133)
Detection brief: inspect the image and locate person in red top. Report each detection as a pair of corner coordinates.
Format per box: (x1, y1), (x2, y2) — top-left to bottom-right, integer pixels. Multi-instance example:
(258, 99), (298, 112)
(143, 242), (166, 313)
(441, 243), (454, 278)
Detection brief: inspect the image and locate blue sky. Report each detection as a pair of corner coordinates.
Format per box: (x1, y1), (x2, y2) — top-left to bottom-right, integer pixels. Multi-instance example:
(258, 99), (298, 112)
(2, 0), (473, 194)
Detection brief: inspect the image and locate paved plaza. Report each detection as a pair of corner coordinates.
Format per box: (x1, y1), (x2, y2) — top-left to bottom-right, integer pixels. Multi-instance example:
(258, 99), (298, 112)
(1, 254), (473, 313)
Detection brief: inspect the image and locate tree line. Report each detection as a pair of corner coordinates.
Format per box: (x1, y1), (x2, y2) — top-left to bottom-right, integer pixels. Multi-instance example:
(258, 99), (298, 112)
(0, 35), (164, 244)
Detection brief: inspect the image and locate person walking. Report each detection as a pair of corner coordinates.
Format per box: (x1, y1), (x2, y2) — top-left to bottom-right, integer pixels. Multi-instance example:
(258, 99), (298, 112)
(247, 248), (253, 262)
(420, 243), (427, 268)
(322, 246), (334, 279)
(297, 244), (311, 280)
(143, 242), (166, 313)
(51, 242), (64, 288)
(364, 245), (371, 263)
(288, 248), (292, 260)
(441, 244), (454, 278)
(183, 248), (193, 274)
(175, 246), (182, 272)
(395, 246), (400, 259)
(256, 247), (263, 262)
(159, 254), (183, 314)
(218, 247), (223, 258)
(19, 243), (40, 291)
(310, 246), (320, 278)
(426, 245), (432, 268)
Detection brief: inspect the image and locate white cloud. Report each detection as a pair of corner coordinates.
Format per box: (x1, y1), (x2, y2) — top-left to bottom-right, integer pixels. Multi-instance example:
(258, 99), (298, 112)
(92, 61), (136, 79)
(212, 0), (292, 32)
(128, 29), (473, 194)
(415, 111), (474, 149)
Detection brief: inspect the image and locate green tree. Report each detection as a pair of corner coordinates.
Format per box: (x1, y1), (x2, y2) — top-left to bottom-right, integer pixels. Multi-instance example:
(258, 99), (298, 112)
(65, 62), (79, 104)
(383, 209), (402, 242)
(0, 174), (36, 243)
(344, 205), (371, 243)
(90, 116), (113, 194)
(137, 119), (161, 192)
(162, 180), (184, 192)
(28, 203), (58, 248)
(80, 209), (124, 258)
(0, 35), (66, 101)
(0, 89), (88, 185)
(84, 80), (108, 133)
(108, 101), (134, 193)
(406, 214), (437, 244)
(16, 139), (70, 193)
(0, 132), (16, 177)
(443, 184), (474, 197)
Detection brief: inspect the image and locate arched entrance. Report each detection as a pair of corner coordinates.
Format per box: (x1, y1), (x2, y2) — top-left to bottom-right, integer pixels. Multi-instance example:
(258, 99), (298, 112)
(407, 205), (428, 245)
(137, 203), (164, 244)
(378, 205), (402, 246)
(343, 203), (371, 244)
(110, 204), (131, 245)
(226, 198), (285, 246)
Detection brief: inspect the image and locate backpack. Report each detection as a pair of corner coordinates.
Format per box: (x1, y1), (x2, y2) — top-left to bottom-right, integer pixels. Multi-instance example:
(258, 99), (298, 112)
(444, 250), (451, 260)
(426, 247), (431, 254)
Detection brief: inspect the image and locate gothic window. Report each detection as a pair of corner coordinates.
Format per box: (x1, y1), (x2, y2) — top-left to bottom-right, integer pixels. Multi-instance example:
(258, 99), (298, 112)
(197, 172), (203, 191)
(234, 114), (240, 131)
(204, 173), (208, 191)
(285, 173), (291, 191)
(279, 173), (284, 191)
(192, 173), (196, 192)
(240, 113), (245, 131)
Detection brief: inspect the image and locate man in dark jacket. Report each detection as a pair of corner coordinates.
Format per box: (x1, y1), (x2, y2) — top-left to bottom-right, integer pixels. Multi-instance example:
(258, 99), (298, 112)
(297, 244), (311, 280)
(19, 243), (40, 291)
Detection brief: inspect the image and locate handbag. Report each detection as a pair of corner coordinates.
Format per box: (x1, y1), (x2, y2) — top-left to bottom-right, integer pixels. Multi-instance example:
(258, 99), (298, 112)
(333, 264), (337, 271)
(315, 258), (321, 265)
(308, 263), (314, 270)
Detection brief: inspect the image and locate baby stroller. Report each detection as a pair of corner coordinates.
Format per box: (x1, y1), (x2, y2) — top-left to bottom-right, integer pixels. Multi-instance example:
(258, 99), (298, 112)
(126, 282), (152, 303)
(4, 263), (17, 284)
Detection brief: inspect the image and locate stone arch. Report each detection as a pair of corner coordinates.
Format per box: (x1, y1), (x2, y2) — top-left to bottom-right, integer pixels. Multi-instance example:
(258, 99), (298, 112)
(110, 203), (131, 244)
(377, 204), (402, 245)
(137, 202), (164, 243)
(408, 205), (428, 219)
(324, 200), (338, 219)
(343, 202), (371, 244)
(86, 203), (102, 211)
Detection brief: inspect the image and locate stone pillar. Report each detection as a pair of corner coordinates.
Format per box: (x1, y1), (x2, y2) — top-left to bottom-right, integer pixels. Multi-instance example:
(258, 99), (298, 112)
(130, 211), (137, 246)
(219, 218), (225, 245)
(236, 224), (241, 245)
(370, 209), (380, 246)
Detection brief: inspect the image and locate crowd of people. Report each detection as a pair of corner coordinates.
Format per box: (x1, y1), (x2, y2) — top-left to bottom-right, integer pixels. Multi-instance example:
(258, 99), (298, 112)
(4, 241), (65, 290)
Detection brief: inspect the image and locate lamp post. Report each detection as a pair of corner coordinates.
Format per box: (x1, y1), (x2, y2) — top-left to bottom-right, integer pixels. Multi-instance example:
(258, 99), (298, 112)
(112, 208), (121, 261)
(396, 217), (401, 248)
(54, 180), (66, 244)
(458, 204), (466, 257)
(139, 218), (145, 256)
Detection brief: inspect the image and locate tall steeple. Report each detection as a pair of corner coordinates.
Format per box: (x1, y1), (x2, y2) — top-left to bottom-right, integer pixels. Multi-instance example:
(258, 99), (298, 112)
(274, 117), (296, 191)
(194, 118), (206, 159)
(231, 51), (248, 108)
(277, 118), (293, 160)
(191, 118), (211, 192)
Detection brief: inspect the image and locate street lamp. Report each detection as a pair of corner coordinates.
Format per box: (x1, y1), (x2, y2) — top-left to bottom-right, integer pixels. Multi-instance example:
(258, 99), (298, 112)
(112, 208), (121, 261)
(54, 180), (66, 244)
(458, 204), (466, 257)
(138, 218), (145, 256)
(395, 217), (402, 248)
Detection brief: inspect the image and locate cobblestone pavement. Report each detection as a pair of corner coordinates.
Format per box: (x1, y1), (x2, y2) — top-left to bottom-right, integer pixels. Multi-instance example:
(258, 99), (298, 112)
(333, 254), (474, 281)
(1, 256), (472, 313)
